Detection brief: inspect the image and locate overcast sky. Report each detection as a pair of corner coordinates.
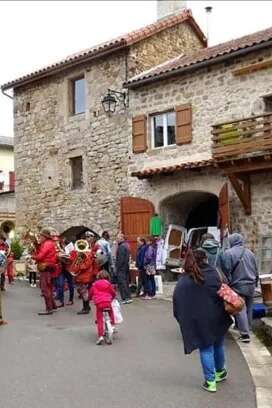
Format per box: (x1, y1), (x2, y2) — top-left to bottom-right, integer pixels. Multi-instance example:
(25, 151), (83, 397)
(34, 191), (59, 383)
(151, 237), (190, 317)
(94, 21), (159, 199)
(1, 0), (272, 137)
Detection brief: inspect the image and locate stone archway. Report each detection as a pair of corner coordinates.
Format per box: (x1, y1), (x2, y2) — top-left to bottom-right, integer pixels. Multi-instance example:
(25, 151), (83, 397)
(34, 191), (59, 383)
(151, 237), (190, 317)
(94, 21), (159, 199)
(159, 191), (218, 229)
(60, 226), (99, 242)
(0, 220), (15, 239)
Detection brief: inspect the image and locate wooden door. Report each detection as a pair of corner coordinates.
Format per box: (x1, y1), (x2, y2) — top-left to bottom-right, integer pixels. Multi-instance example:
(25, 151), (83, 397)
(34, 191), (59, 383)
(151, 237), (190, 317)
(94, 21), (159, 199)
(218, 182), (231, 243)
(120, 197), (154, 260)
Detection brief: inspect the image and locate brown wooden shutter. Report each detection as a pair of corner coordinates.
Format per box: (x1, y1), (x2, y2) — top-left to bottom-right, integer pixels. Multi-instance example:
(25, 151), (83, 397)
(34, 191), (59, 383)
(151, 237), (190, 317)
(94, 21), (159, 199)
(9, 171), (15, 191)
(132, 115), (147, 153)
(218, 182), (231, 243)
(175, 104), (192, 145)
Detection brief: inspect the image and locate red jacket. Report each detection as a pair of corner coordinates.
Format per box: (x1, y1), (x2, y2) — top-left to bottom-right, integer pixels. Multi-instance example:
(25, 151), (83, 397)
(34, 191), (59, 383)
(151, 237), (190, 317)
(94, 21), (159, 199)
(33, 239), (57, 265)
(89, 279), (116, 305)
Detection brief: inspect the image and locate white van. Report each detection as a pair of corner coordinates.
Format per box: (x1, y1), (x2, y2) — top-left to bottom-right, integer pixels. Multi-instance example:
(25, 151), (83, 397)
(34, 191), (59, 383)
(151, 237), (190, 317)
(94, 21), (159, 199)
(164, 224), (221, 268)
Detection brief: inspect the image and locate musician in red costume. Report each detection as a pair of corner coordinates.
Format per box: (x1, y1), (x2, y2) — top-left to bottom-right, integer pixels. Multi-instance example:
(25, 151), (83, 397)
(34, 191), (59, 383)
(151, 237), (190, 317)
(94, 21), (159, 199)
(68, 231), (100, 315)
(33, 229), (57, 315)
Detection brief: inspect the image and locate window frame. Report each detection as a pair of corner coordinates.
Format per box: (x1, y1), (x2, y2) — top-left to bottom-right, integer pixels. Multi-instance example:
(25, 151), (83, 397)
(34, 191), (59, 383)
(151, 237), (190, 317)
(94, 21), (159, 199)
(71, 76), (85, 116)
(151, 111), (176, 149)
(70, 156), (83, 190)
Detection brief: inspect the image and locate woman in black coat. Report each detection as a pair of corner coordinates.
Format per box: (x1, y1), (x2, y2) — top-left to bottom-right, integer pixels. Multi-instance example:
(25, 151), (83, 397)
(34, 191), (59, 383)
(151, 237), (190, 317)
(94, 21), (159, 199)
(173, 248), (232, 393)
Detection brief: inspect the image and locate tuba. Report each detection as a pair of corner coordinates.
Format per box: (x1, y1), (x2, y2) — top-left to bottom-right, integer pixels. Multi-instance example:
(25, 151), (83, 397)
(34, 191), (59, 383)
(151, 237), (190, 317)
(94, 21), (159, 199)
(69, 239), (91, 276)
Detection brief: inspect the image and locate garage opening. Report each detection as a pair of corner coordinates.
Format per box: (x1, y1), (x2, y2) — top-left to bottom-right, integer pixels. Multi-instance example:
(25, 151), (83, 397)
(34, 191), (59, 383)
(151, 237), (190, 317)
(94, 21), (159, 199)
(160, 191), (218, 231)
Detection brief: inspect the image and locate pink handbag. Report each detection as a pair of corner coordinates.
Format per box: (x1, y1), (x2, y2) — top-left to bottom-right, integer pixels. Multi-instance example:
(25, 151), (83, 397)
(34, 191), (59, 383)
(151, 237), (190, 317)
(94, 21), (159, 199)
(217, 282), (245, 315)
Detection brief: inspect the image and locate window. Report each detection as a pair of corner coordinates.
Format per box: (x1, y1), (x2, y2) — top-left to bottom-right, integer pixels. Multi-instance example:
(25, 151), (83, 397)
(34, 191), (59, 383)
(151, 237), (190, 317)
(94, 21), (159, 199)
(151, 112), (176, 148)
(71, 77), (85, 115)
(263, 95), (272, 113)
(70, 156), (83, 189)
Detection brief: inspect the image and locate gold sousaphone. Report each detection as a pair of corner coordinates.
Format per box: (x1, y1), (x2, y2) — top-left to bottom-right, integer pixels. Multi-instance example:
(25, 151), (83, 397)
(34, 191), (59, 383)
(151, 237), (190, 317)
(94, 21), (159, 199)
(69, 239), (91, 276)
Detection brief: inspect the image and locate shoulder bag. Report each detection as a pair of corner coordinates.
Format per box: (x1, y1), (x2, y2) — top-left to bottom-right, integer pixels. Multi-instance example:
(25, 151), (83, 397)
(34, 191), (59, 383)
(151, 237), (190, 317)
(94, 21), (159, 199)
(216, 250), (245, 315)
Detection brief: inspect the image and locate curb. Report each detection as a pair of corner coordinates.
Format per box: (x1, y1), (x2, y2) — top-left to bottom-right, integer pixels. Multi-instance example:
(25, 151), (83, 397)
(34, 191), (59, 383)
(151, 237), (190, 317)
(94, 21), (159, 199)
(230, 330), (272, 408)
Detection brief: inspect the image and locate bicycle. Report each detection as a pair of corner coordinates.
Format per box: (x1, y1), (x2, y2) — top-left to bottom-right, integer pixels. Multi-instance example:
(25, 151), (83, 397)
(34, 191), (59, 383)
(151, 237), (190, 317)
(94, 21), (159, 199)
(103, 307), (114, 345)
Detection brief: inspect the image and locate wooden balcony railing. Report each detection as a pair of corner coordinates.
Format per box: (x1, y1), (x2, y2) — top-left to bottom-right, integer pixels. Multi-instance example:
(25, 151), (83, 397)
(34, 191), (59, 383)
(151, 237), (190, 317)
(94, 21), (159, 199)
(212, 112), (272, 160)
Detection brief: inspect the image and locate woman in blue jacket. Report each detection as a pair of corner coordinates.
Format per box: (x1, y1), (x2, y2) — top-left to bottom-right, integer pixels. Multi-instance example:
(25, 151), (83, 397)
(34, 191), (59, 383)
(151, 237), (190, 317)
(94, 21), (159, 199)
(173, 248), (232, 393)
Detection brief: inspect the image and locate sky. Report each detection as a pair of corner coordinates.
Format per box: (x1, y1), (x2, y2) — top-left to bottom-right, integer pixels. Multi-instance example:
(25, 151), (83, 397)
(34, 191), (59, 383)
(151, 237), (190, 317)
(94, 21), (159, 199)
(1, 0), (272, 137)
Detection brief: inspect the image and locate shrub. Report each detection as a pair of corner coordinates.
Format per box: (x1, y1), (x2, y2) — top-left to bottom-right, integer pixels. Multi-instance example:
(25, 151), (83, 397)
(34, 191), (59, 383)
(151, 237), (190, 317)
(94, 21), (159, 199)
(10, 237), (24, 260)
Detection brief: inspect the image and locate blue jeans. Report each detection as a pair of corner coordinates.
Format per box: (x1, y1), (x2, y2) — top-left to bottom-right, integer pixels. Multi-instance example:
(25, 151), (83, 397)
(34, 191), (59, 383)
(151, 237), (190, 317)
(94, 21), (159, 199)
(199, 336), (225, 382)
(54, 272), (74, 304)
(144, 275), (156, 297)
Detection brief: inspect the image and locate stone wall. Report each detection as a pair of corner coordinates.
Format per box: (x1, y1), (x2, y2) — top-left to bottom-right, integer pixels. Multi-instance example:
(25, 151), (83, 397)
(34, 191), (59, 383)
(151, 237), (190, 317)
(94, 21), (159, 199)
(13, 21), (202, 236)
(128, 22), (203, 77)
(0, 192), (15, 226)
(128, 46), (272, 248)
(14, 53), (129, 236)
(129, 47), (272, 175)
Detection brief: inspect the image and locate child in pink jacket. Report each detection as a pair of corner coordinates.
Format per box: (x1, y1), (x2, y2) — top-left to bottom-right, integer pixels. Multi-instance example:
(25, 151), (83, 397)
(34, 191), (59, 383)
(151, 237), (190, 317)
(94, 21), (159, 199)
(89, 270), (116, 345)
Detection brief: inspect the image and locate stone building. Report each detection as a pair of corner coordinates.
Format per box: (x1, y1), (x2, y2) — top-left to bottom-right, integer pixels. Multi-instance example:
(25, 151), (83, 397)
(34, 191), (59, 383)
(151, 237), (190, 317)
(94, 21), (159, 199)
(2, 4), (272, 272)
(1, 7), (206, 239)
(125, 26), (272, 271)
(0, 136), (15, 236)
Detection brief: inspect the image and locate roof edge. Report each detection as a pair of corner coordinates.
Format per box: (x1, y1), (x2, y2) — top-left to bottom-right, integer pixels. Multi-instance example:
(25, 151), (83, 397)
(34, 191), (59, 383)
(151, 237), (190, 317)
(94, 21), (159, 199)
(125, 38), (272, 89)
(1, 9), (206, 92)
(1, 42), (127, 91)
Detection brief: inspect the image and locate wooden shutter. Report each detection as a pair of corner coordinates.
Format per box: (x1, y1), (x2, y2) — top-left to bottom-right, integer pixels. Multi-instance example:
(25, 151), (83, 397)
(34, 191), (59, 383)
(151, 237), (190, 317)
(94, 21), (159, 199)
(132, 115), (147, 153)
(175, 104), (192, 145)
(9, 171), (15, 192)
(218, 182), (231, 243)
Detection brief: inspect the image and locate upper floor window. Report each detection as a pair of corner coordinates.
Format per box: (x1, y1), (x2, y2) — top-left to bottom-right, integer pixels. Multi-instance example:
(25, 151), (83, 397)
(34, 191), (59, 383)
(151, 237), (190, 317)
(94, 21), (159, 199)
(70, 156), (83, 189)
(151, 111), (175, 148)
(72, 77), (85, 115)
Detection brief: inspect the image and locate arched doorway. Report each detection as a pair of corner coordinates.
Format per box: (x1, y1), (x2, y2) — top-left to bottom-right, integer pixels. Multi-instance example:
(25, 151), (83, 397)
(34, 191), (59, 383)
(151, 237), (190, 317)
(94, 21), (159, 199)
(160, 191), (218, 230)
(0, 220), (15, 239)
(60, 226), (99, 242)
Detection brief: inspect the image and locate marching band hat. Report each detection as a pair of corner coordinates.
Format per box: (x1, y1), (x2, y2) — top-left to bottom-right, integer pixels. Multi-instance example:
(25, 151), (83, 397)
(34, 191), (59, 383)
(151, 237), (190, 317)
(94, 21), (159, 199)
(40, 228), (52, 239)
(85, 231), (95, 238)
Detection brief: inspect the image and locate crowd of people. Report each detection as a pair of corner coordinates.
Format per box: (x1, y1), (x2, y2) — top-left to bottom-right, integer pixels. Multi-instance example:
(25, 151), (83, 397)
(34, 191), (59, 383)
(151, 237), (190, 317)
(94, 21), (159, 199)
(0, 226), (260, 391)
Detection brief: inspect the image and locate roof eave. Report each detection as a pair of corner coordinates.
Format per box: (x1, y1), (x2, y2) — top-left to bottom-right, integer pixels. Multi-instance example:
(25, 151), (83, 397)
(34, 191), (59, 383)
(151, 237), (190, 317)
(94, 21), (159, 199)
(1, 41), (128, 91)
(125, 39), (272, 89)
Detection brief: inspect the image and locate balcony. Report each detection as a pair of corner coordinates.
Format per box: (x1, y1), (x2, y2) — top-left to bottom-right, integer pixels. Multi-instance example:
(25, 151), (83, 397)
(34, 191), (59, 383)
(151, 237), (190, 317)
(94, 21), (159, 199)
(212, 112), (272, 161)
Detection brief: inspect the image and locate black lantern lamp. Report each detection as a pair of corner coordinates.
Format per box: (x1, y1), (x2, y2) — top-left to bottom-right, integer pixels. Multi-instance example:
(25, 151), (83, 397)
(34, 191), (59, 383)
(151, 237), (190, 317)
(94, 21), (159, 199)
(101, 89), (128, 114)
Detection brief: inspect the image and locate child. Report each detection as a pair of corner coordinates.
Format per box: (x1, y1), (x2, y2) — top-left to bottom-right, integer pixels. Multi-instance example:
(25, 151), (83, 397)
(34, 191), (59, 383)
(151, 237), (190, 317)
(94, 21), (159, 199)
(25, 255), (37, 287)
(89, 270), (116, 345)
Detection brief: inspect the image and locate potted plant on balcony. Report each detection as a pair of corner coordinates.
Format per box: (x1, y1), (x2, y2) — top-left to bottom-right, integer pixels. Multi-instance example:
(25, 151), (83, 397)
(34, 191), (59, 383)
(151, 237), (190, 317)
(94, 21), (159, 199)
(220, 123), (241, 145)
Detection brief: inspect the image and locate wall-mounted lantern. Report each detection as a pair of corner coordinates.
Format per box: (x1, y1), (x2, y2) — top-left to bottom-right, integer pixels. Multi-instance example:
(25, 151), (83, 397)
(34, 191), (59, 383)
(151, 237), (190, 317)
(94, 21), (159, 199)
(101, 89), (128, 114)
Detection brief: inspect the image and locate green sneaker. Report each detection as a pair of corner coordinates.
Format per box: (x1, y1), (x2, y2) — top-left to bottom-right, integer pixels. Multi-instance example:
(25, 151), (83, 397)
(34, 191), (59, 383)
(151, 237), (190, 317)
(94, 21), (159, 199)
(215, 369), (228, 383)
(202, 380), (216, 393)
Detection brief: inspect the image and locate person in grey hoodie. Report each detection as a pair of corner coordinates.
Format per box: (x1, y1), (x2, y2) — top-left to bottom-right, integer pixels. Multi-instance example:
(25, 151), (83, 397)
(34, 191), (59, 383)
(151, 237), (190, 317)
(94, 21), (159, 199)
(222, 233), (258, 343)
(201, 233), (220, 267)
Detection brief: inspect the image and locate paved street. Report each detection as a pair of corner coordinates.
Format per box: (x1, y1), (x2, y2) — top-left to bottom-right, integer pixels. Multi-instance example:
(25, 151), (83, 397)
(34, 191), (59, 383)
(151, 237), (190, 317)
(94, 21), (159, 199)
(0, 282), (256, 408)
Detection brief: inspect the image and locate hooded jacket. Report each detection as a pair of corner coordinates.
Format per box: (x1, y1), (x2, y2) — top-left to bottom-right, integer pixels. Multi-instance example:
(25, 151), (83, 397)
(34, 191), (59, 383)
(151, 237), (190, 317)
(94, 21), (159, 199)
(222, 233), (258, 295)
(201, 239), (220, 267)
(89, 279), (116, 305)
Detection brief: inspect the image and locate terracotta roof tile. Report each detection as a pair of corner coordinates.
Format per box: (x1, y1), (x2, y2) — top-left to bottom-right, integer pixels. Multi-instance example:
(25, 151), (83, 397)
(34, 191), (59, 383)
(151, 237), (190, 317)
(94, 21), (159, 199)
(1, 9), (206, 91)
(126, 25), (272, 87)
(131, 159), (215, 178)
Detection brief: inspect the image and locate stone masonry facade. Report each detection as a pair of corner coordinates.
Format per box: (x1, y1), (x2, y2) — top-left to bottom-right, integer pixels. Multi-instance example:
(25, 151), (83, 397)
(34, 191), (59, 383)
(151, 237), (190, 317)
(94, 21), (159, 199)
(128, 46), (272, 251)
(13, 21), (202, 237)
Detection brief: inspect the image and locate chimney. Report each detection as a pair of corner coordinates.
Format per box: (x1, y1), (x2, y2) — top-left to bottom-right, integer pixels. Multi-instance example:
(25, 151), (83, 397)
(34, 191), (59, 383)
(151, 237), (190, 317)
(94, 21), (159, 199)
(157, 0), (187, 20)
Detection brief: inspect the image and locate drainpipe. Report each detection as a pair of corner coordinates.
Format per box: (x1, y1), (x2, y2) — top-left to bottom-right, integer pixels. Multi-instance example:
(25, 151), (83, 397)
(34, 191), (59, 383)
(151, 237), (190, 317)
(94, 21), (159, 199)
(1, 88), (13, 100)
